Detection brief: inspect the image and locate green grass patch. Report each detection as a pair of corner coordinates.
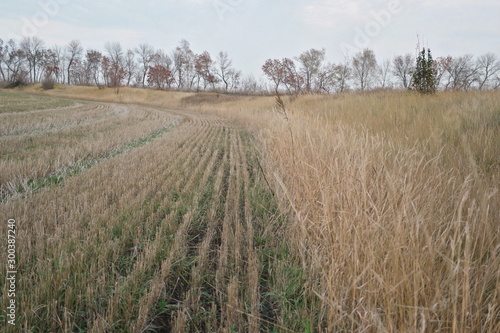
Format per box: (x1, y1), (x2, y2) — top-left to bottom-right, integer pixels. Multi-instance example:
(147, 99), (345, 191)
(250, 182), (309, 332)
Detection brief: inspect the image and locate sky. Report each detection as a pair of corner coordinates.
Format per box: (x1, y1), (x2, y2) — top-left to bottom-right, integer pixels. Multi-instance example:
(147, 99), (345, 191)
(1, 0), (499, 78)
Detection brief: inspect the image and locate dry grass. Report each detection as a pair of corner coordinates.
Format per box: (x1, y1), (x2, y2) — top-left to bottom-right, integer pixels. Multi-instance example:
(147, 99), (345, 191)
(173, 88), (500, 331)
(258, 91), (500, 332)
(0, 90), (181, 201)
(23, 84), (194, 107)
(0, 88), (283, 332)
(1, 85), (498, 332)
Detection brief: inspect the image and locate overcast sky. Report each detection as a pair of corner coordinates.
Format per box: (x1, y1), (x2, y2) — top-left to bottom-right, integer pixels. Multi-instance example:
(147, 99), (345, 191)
(1, 0), (499, 78)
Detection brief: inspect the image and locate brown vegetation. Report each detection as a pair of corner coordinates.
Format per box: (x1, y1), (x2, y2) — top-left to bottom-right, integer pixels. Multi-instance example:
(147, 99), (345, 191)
(0, 88), (285, 332)
(1, 86), (498, 332)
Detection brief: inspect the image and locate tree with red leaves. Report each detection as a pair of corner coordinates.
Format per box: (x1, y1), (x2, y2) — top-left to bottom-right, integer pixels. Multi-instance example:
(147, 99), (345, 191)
(262, 59), (285, 93)
(195, 51), (218, 91)
(102, 56), (126, 93)
(147, 64), (174, 90)
(262, 58), (303, 95)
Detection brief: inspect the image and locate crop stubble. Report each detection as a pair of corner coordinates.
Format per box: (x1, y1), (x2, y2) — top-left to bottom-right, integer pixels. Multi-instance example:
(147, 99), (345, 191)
(0, 95), (281, 332)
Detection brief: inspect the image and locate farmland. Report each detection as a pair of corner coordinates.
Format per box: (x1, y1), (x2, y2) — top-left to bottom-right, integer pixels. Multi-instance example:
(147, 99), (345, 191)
(1, 86), (499, 332)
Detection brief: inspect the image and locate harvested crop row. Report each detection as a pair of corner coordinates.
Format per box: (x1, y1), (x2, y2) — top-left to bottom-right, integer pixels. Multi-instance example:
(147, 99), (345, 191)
(0, 97), (285, 332)
(0, 102), (181, 194)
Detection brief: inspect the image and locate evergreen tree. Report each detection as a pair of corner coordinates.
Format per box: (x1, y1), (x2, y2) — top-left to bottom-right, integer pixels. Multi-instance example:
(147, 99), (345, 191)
(411, 48), (437, 93)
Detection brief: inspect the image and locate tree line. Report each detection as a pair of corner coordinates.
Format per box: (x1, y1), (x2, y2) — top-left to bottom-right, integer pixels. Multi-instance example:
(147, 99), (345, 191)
(262, 48), (500, 94)
(0, 37), (249, 92)
(1, 36), (499, 94)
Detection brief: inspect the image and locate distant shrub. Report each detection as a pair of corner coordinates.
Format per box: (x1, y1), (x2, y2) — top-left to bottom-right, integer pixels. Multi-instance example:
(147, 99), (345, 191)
(5, 71), (29, 89)
(42, 77), (56, 90)
(5, 79), (27, 89)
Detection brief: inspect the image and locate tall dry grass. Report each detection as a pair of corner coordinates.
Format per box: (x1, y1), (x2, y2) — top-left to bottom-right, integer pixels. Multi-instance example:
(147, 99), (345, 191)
(258, 91), (500, 332)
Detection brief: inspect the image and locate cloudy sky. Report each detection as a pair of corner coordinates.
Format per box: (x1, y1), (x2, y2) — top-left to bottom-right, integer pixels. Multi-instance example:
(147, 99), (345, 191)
(1, 0), (499, 78)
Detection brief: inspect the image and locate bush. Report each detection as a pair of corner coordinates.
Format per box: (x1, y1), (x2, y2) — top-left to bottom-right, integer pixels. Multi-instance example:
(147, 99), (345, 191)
(5, 79), (28, 89)
(42, 77), (56, 90)
(5, 80), (26, 89)
(5, 71), (29, 89)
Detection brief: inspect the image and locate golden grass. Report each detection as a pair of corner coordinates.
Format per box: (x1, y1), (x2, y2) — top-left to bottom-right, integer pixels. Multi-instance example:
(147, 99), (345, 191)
(259, 91), (500, 332)
(23, 84), (196, 108)
(1, 85), (498, 332)
(177, 88), (500, 331)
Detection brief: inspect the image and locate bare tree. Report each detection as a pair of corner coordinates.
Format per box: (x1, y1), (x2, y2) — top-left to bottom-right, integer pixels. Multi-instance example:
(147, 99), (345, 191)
(49, 45), (64, 83)
(65, 40), (83, 85)
(124, 49), (137, 86)
(42, 48), (61, 83)
(0, 39), (16, 82)
(352, 48), (378, 91)
(316, 60), (354, 94)
(104, 41), (124, 67)
(377, 59), (393, 89)
(4, 40), (26, 83)
(0, 38), (6, 81)
(434, 56), (452, 89)
(494, 76), (500, 90)
(54, 45), (67, 84)
(297, 48), (325, 92)
(20, 36), (45, 83)
(240, 75), (261, 93)
(68, 58), (86, 85)
(216, 51), (233, 91)
(134, 43), (154, 87)
(86, 50), (102, 86)
(333, 57), (352, 93)
(151, 49), (172, 68)
(316, 62), (338, 93)
(262, 58), (303, 94)
(476, 53), (500, 90)
(443, 54), (478, 91)
(226, 68), (241, 91)
(392, 54), (414, 89)
(282, 58), (303, 95)
(172, 39), (195, 89)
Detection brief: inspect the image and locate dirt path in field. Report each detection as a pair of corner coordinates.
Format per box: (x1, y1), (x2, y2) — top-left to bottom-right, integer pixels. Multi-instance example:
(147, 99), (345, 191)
(1, 101), (283, 332)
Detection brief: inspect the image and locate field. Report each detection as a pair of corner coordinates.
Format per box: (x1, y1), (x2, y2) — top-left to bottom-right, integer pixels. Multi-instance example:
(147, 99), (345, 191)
(1, 86), (499, 332)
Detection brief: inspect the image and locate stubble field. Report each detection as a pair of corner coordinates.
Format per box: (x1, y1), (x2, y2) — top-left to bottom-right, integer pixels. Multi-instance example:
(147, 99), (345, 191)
(0, 86), (499, 332)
